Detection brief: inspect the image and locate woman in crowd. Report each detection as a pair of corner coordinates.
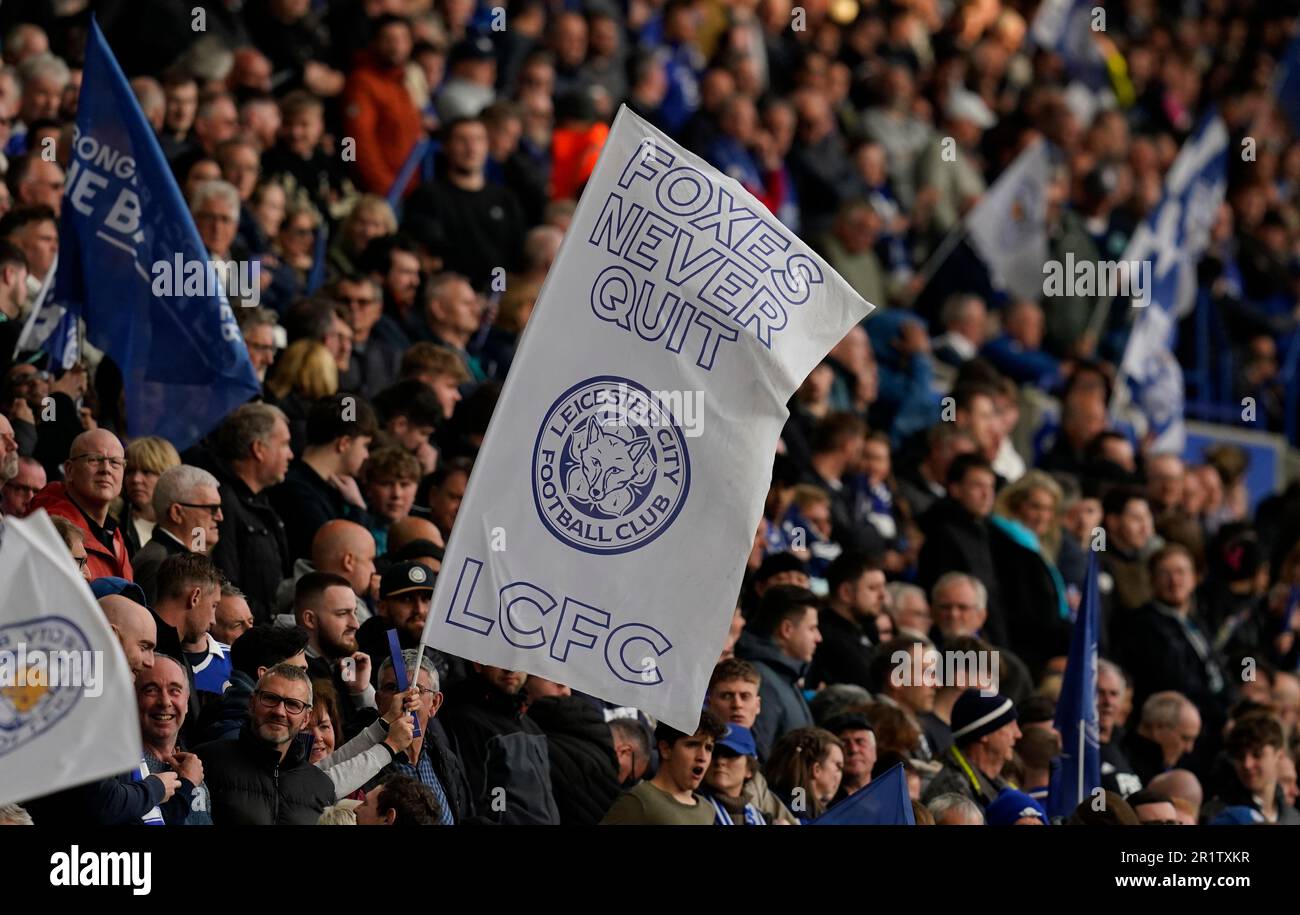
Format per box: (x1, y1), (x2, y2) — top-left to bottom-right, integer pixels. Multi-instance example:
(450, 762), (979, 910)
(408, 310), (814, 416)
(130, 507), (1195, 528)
(765, 727), (844, 822)
(116, 436), (181, 557)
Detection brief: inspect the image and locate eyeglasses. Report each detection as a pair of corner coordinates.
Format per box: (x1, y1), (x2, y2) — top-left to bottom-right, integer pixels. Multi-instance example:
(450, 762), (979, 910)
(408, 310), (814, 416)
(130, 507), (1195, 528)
(378, 683), (437, 697)
(178, 501), (223, 515)
(70, 453), (125, 470)
(245, 342), (276, 355)
(254, 689), (311, 715)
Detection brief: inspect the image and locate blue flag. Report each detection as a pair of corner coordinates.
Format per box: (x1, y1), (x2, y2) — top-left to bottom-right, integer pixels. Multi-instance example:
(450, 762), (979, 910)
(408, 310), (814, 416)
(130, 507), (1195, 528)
(1275, 35), (1300, 138)
(1047, 550), (1102, 819)
(810, 763), (915, 825)
(1116, 113), (1228, 452)
(49, 16), (259, 449)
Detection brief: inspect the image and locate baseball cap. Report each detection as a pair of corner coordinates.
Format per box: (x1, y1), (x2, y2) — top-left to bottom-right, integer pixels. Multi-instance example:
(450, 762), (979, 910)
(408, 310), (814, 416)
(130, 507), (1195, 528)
(448, 35), (496, 66)
(715, 723), (757, 757)
(90, 576), (148, 607)
(945, 86), (995, 129)
(986, 788), (1048, 825)
(380, 561), (435, 599)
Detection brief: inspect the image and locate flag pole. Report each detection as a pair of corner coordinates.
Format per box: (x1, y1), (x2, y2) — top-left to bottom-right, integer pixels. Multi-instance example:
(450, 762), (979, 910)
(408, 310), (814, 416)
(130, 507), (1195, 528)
(912, 219), (970, 299)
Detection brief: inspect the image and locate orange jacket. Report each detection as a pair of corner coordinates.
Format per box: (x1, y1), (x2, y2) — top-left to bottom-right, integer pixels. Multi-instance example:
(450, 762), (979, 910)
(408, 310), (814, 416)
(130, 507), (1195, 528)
(30, 482), (133, 582)
(342, 50), (424, 196)
(550, 122), (610, 202)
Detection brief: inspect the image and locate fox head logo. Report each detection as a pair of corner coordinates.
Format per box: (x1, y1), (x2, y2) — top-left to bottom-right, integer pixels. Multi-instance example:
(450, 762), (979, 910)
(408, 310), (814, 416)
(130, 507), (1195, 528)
(566, 421), (652, 514)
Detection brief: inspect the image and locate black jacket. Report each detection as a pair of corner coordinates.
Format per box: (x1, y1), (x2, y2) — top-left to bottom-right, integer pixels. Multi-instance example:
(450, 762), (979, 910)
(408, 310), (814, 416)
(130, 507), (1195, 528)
(1100, 729), (1143, 797)
(269, 460), (372, 563)
(988, 524), (1072, 676)
(526, 695), (622, 825)
(194, 723), (336, 825)
(806, 608), (874, 691)
(916, 498), (1007, 647)
(1119, 602), (1228, 721)
(132, 529), (189, 604)
(202, 455), (291, 623)
(1121, 729), (1177, 789)
(439, 675), (561, 825)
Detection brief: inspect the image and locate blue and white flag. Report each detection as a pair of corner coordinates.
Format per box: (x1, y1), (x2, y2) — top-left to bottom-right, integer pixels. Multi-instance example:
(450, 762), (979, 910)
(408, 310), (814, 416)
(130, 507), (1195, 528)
(1046, 550), (1102, 820)
(964, 138), (1051, 302)
(1116, 114), (1228, 452)
(1031, 0), (1107, 88)
(36, 16), (260, 450)
(420, 106), (873, 732)
(0, 511), (141, 807)
(13, 261), (77, 369)
(812, 763), (915, 825)
(1273, 34), (1300, 138)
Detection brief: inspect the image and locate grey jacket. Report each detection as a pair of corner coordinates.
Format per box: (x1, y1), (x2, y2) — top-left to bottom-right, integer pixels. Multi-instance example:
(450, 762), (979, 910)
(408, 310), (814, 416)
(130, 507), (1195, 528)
(736, 630), (814, 762)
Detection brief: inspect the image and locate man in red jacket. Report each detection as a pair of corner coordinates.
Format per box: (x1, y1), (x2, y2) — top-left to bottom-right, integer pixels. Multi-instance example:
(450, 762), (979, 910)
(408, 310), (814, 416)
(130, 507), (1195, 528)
(30, 428), (133, 580)
(343, 14), (424, 197)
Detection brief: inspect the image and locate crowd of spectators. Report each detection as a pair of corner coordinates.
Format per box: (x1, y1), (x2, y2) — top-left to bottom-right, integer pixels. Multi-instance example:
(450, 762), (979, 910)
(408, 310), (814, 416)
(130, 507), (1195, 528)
(2, 0), (1300, 826)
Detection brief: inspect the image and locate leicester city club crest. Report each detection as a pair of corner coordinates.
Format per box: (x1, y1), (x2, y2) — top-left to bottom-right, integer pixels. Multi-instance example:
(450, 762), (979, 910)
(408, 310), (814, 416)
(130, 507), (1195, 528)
(0, 616), (91, 758)
(532, 376), (690, 554)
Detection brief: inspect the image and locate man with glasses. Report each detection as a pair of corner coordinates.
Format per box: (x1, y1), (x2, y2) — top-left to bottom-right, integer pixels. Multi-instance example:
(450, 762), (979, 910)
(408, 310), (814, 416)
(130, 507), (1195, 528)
(365, 648), (473, 824)
(195, 663), (336, 824)
(333, 274), (403, 398)
(236, 307), (279, 385)
(1, 454), (44, 517)
(132, 464), (224, 603)
(30, 428), (132, 579)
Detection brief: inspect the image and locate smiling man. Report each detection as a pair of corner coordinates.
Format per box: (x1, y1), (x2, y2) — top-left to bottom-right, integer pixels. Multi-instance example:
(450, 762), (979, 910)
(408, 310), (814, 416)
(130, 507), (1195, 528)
(195, 663), (335, 824)
(31, 428), (132, 579)
(601, 711), (728, 825)
(137, 654), (211, 825)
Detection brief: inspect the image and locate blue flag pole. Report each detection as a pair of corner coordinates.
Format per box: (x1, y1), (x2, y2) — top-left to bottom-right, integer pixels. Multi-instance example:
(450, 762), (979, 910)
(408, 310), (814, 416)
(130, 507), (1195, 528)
(385, 629), (421, 738)
(1046, 550), (1102, 819)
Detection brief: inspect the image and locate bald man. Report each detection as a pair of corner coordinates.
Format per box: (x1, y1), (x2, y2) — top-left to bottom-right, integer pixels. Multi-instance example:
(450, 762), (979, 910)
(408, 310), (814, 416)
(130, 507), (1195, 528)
(1273, 672), (1300, 741)
(387, 516), (444, 553)
(99, 594), (158, 681)
(273, 519), (378, 623)
(31, 430), (132, 579)
(1146, 769), (1203, 817)
(22, 595), (185, 825)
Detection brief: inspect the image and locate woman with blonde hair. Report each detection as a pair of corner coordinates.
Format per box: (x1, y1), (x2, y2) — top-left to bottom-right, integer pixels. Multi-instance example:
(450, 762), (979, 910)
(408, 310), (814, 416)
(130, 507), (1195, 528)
(328, 194), (398, 277)
(990, 469), (1073, 671)
(116, 436), (181, 556)
(265, 338), (338, 452)
(764, 727), (844, 822)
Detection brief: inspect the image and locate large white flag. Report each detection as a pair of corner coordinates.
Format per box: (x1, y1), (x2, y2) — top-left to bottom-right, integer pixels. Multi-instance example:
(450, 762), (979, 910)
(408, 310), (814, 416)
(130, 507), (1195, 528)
(965, 138), (1052, 303)
(0, 511), (140, 806)
(421, 106), (872, 730)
